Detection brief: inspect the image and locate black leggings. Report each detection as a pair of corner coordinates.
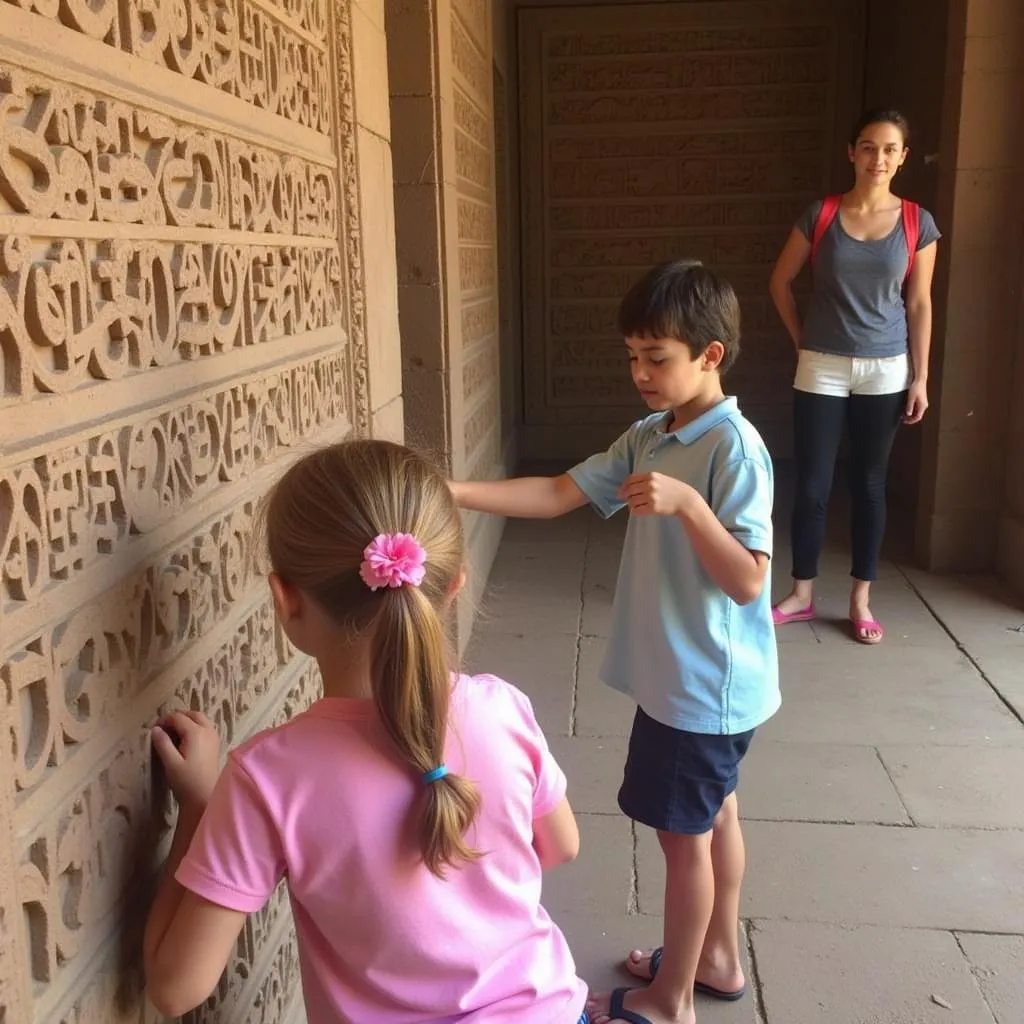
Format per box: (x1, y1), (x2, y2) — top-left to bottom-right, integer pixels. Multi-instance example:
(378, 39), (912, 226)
(791, 389), (905, 582)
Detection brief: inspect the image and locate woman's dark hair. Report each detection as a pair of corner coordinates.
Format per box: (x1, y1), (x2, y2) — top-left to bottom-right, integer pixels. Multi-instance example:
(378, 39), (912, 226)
(617, 260), (741, 374)
(850, 108), (911, 147)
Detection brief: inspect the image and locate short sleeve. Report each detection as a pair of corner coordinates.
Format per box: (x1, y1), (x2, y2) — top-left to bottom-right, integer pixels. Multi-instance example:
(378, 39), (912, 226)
(794, 200), (823, 242)
(916, 208), (941, 249)
(176, 754), (285, 913)
(568, 422), (641, 518)
(505, 685), (567, 819)
(711, 456), (773, 557)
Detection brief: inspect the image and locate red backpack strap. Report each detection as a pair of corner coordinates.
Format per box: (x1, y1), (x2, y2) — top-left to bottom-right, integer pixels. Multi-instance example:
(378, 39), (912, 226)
(902, 199), (920, 281)
(810, 195), (842, 264)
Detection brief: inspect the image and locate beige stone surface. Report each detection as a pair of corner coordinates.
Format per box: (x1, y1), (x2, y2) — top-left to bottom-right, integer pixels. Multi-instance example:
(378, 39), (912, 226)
(516, 0), (867, 463)
(754, 922), (994, 1024)
(0, 0), (396, 1019)
(474, 512), (1024, 1022)
(957, 932), (1024, 1024)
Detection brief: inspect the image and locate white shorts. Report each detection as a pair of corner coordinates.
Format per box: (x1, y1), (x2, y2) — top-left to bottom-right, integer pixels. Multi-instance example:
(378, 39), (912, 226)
(794, 350), (911, 397)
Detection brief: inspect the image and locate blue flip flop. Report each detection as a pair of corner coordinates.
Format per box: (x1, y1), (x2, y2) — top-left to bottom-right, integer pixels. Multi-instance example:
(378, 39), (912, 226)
(646, 948), (746, 1002)
(607, 988), (653, 1024)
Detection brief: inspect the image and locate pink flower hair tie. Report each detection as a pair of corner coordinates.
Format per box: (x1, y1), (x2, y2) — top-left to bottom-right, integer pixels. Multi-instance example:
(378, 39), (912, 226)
(359, 532), (427, 591)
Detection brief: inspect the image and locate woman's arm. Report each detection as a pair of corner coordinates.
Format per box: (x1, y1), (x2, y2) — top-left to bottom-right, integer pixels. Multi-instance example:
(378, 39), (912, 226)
(769, 227), (812, 351)
(904, 241), (938, 424)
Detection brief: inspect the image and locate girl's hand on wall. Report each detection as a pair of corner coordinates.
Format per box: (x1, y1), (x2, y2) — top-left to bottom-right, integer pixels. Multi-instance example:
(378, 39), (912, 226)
(904, 380), (929, 425)
(152, 710), (222, 812)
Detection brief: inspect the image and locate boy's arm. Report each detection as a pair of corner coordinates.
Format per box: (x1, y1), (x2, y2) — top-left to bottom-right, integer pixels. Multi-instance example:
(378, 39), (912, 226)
(450, 475), (588, 519)
(676, 497), (769, 606)
(619, 455), (772, 606)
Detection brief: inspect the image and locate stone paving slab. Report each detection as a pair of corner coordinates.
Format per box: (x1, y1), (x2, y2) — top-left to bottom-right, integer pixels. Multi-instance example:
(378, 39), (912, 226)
(636, 821), (1024, 929)
(463, 628), (575, 736)
(575, 638), (635, 738)
(739, 822), (1024, 932)
(764, 647), (1024, 748)
(742, 740), (910, 825)
(878, 745), (1024, 829)
(543, 814), (634, 920)
(479, 543), (585, 635)
(552, 913), (757, 1024)
(752, 921), (994, 1024)
(902, 570), (1024, 650)
(474, 514), (1024, 1022)
(969, 650), (1024, 723)
(548, 734), (626, 815)
(956, 933), (1024, 1024)
(499, 508), (595, 545)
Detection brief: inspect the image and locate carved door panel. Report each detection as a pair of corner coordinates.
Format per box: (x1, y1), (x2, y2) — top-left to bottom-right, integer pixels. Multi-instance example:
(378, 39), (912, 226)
(518, 0), (866, 459)
(0, 1), (368, 1021)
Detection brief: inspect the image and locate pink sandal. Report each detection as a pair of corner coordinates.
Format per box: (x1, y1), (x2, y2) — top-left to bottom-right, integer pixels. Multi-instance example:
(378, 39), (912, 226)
(850, 618), (885, 645)
(772, 603), (816, 625)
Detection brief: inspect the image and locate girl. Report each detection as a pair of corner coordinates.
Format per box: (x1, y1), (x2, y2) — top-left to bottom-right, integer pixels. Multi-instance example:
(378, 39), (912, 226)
(143, 440), (588, 1023)
(769, 108), (940, 645)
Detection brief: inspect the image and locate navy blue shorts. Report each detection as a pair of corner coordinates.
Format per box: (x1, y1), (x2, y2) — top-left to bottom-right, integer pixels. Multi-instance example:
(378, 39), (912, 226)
(617, 707), (755, 835)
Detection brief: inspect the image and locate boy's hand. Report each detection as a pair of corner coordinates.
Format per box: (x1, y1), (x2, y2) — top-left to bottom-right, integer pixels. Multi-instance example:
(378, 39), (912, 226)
(151, 710), (222, 813)
(618, 472), (696, 517)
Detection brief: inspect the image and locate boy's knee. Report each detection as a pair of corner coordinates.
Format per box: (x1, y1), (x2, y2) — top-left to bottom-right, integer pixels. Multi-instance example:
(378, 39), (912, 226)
(713, 793), (738, 830)
(657, 829), (713, 864)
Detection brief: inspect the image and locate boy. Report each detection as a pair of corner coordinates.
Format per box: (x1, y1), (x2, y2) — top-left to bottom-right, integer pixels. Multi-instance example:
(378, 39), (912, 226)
(450, 260), (779, 1024)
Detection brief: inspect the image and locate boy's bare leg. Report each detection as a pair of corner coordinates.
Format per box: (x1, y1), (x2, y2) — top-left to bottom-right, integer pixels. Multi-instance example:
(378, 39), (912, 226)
(626, 794), (746, 995)
(588, 831), (713, 1024)
(700, 794), (746, 991)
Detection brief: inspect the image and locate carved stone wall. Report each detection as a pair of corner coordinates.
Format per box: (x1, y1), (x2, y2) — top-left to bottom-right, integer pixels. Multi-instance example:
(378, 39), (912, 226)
(387, 0), (505, 647)
(452, 0), (502, 483)
(517, 0), (866, 460)
(0, 0), (380, 1020)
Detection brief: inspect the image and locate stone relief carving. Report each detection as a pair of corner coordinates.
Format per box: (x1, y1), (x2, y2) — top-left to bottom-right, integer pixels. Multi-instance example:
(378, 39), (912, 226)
(0, 72), (338, 233)
(0, 234), (344, 402)
(2, 353), (349, 619)
(2, 0), (332, 132)
(520, 4), (846, 428)
(0, 0), (364, 1016)
(450, 4), (499, 479)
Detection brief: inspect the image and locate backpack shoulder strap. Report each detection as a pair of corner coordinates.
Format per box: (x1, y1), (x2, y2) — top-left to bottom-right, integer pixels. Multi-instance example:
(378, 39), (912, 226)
(902, 199), (921, 281)
(810, 195), (842, 264)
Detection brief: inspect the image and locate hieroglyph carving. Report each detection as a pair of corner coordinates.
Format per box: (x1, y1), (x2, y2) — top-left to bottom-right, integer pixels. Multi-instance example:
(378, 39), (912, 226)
(2, 352), (349, 615)
(1, 0), (361, 1016)
(1, 0), (332, 132)
(518, 3), (853, 431)
(0, 233), (343, 402)
(0, 72), (338, 232)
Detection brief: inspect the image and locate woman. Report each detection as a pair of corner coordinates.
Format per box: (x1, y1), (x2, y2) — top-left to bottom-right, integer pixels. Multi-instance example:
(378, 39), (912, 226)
(769, 108), (940, 644)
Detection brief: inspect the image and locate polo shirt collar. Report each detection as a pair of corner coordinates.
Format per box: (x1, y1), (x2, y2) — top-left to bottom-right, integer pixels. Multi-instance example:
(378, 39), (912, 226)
(660, 397), (739, 445)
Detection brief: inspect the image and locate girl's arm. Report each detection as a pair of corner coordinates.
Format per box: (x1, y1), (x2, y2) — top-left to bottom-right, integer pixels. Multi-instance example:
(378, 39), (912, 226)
(904, 241), (939, 424)
(769, 228), (812, 351)
(533, 798), (580, 869)
(144, 712), (247, 1017)
(450, 474), (588, 519)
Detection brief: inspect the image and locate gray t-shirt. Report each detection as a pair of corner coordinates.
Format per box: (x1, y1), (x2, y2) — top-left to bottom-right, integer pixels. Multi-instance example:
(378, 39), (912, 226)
(796, 200), (941, 358)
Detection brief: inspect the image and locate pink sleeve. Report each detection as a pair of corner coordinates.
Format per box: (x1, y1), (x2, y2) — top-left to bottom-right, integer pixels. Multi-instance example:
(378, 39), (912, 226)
(506, 685), (567, 819)
(175, 754), (285, 913)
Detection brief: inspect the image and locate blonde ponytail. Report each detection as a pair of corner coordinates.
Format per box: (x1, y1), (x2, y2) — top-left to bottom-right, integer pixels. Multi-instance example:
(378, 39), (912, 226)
(371, 586), (481, 877)
(264, 440), (479, 878)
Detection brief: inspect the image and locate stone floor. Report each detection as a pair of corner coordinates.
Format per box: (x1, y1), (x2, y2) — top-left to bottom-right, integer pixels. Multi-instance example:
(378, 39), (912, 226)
(464, 503), (1024, 1024)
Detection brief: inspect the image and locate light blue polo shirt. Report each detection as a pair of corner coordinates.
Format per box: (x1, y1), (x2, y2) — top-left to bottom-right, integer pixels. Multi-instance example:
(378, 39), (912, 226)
(569, 398), (780, 735)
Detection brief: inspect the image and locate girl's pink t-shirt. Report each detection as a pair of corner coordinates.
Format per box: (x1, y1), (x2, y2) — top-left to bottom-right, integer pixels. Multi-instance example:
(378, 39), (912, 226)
(176, 673), (586, 1024)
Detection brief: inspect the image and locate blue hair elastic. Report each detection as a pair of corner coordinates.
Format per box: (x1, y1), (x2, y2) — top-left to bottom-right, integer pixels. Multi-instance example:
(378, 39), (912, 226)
(421, 765), (449, 785)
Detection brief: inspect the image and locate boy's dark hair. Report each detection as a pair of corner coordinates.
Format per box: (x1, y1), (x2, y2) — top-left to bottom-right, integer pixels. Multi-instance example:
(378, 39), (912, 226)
(850, 107), (911, 147)
(617, 260), (741, 374)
